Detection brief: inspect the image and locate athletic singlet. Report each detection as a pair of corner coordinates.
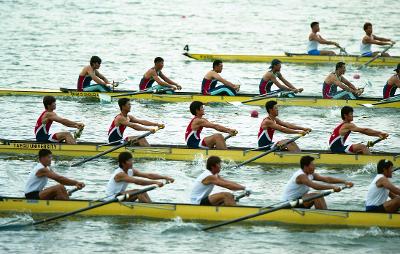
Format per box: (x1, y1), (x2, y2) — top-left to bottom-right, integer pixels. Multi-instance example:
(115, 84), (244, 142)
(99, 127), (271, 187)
(282, 169), (314, 201)
(383, 75), (399, 99)
(322, 73), (342, 99)
(201, 78), (218, 95)
(307, 37), (319, 52)
(139, 70), (161, 90)
(360, 35), (373, 56)
(108, 114), (127, 142)
(106, 168), (134, 197)
(24, 162), (49, 194)
(259, 72), (280, 94)
(329, 122), (354, 153)
(190, 170), (215, 204)
(77, 75), (92, 91)
(365, 174), (390, 207)
(258, 117), (275, 147)
(34, 111), (58, 142)
(185, 117), (207, 148)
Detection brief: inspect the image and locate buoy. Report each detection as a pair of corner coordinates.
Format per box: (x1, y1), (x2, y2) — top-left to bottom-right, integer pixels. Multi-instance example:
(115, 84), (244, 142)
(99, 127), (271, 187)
(250, 110), (259, 118)
(353, 74), (360, 79)
(181, 15), (186, 19)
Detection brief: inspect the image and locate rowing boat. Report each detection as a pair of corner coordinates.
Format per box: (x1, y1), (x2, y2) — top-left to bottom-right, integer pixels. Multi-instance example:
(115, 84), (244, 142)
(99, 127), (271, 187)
(0, 140), (398, 167)
(0, 197), (398, 228)
(183, 52), (400, 66)
(0, 88), (399, 109)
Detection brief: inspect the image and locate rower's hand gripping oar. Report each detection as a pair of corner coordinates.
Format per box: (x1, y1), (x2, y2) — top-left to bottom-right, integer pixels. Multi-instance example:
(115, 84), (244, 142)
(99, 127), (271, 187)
(358, 44), (394, 70)
(224, 130), (238, 141)
(366, 136), (387, 148)
(71, 126), (164, 167)
(234, 189), (252, 202)
(0, 185), (161, 230)
(203, 186), (351, 231)
(233, 133), (308, 169)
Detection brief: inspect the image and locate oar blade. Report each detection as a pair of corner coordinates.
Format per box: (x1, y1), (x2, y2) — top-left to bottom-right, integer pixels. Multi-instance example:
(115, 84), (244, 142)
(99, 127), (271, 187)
(98, 93), (112, 103)
(360, 103), (374, 108)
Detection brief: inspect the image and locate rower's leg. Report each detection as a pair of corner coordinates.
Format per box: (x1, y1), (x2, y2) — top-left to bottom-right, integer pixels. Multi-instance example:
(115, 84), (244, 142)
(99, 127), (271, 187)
(383, 196), (400, 213)
(277, 139), (300, 152)
(350, 143), (370, 154)
(319, 50), (336, 56)
(128, 136), (150, 147)
(381, 52), (390, 57)
(125, 190), (152, 203)
(302, 193), (327, 209)
(39, 184), (69, 200)
(208, 192), (236, 206)
(55, 132), (76, 144)
(203, 134), (227, 149)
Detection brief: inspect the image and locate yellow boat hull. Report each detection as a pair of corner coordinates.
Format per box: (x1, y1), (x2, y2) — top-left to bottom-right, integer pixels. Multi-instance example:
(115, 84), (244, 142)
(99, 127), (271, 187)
(0, 141), (399, 167)
(183, 52), (400, 66)
(0, 197), (399, 228)
(0, 88), (398, 108)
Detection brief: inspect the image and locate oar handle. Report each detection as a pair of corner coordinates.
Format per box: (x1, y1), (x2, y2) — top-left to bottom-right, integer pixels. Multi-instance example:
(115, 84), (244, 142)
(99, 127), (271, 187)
(67, 187), (80, 196)
(234, 190), (251, 202)
(224, 130), (238, 141)
(367, 137), (386, 148)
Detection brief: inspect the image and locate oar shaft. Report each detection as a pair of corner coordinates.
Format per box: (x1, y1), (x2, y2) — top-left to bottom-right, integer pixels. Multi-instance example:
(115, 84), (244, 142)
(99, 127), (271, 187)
(67, 187), (80, 196)
(367, 137), (385, 148)
(362, 45), (393, 67)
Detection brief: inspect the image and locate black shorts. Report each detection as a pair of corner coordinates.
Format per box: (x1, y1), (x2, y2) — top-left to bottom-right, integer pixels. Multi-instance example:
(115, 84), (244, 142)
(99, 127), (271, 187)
(366, 205), (386, 213)
(200, 196), (211, 206)
(25, 191), (40, 200)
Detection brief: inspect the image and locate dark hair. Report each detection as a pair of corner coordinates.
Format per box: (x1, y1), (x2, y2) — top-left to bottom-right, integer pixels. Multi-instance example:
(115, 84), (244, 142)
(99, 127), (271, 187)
(341, 106), (353, 120)
(377, 159), (393, 174)
(118, 98), (130, 110)
(190, 101), (204, 115)
(265, 100), (277, 113)
(154, 57), (164, 64)
(43, 96), (56, 109)
(310, 22), (319, 28)
(213, 60), (223, 69)
(300, 156), (315, 169)
(118, 152), (133, 168)
(38, 149), (52, 158)
(90, 56), (102, 65)
(336, 62), (346, 70)
(363, 22), (372, 31)
(207, 156), (221, 171)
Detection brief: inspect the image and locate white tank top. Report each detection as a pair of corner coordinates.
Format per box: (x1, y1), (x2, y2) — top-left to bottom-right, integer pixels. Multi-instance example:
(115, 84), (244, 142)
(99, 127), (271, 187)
(282, 169), (314, 201)
(106, 168), (134, 196)
(307, 38), (319, 52)
(365, 174), (389, 206)
(360, 36), (372, 54)
(190, 170), (215, 204)
(24, 162), (49, 194)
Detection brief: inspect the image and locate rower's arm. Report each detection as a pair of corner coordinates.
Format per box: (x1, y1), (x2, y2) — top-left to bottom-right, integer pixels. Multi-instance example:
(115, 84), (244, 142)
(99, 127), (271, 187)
(276, 119), (310, 132)
(49, 114), (83, 129)
(130, 116), (161, 127)
(133, 170), (174, 183)
(297, 174), (337, 191)
(212, 73), (236, 89)
(159, 72), (177, 86)
(379, 178), (400, 196)
(332, 79), (356, 93)
(37, 168), (81, 186)
(363, 36), (391, 46)
(95, 69), (109, 83)
(115, 172), (161, 186)
(204, 175), (245, 191)
(340, 77), (357, 90)
(278, 75), (297, 90)
(312, 34), (336, 46)
(264, 120), (303, 134)
(313, 173), (352, 186)
(373, 34), (391, 42)
(199, 118), (235, 134)
(152, 70), (175, 88)
(271, 75), (294, 91)
(88, 69), (107, 85)
(346, 123), (387, 137)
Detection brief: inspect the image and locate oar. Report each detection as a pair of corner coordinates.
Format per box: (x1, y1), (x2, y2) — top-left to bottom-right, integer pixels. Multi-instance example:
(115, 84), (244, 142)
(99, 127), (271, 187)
(224, 131), (238, 141)
(71, 127), (163, 167)
(360, 94), (400, 108)
(393, 167), (400, 172)
(244, 144), (273, 153)
(99, 87), (174, 103)
(366, 137), (386, 148)
(234, 190), (252, 202)
(96, 139), (125, 148)
(228, 91), (282, 107)
(336, 45), (348, 55)
(0, 186), (159, 230)
(358, 44), (393, 69)
(203, 186), (350, 231)
(67, 187), (80, 196)
(233, 134), (306, 169)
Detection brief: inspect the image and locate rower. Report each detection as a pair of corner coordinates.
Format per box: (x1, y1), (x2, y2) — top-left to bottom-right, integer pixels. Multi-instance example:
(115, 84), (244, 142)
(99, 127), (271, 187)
(35, 96), (84, 144)
(201, 60), (240, 96)
(106, 152), (174, 202)
(329, 106), (389, 154)
(185, 101), (237, 149)
(307, 22), (341, 56)
(77, 56), (113, 92)
(282, 156), (353, 209)
(259, 59), (303, 96)
(365, 159), (400, 213)
(24, 149), (85, 200)
(190, 156), (246, 206)
(258, 101), (311, 152)
(139, 57), (181, 91)
(361, 22), (395, 57)
(383, 63), (400, 99)
(322, 62), (364, 99)
(108, 98), (164, 146)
